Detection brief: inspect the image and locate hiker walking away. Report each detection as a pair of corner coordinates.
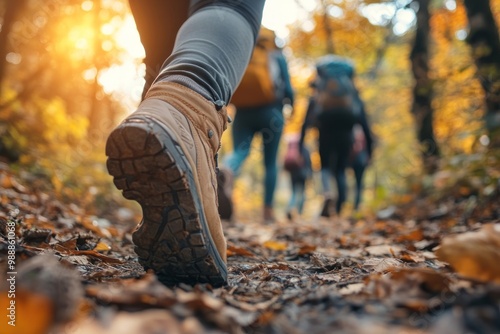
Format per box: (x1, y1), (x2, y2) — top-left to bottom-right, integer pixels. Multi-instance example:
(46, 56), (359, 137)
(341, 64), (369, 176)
(218, 27), (295, 223)
(299, 55), (373, 217)
(283, 133), (313, 220)
(106, 0), (266, 287)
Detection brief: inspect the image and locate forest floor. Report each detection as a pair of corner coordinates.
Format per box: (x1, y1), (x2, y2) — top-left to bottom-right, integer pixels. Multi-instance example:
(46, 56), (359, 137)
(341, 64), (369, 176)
(1, 162), (500, 334)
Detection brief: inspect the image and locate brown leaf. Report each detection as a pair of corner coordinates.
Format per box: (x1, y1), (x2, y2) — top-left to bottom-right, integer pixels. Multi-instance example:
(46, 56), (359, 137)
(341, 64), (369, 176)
(56, 237), (78, 251)
(68, 250), (123, 264)
(396, 229), (424, 242)
(387, 267), (451, 294)
(363, 258), (403, 272)
(68, 310), (185, 334)
(398, 250), (426, 263)
(267, 263), (291, 271)
(435, 223), (500, 283)
(227, 243), (255, 257)
(177, 290), (224, 311)
(365, 244), (402, 256)
(298, 244), (317, 255)
(86, 273), (177, 308)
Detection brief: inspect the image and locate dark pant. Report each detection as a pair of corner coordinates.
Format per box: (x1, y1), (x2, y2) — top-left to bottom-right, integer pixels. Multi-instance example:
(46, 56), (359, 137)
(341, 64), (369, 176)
(128, 0), (266, 102)
(319, 129), (353, 214)
(350, 150), (368, 210)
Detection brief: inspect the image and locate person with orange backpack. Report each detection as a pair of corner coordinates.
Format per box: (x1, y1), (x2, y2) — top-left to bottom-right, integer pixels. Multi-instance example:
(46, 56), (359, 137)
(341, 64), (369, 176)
(217, 27), (295, 223)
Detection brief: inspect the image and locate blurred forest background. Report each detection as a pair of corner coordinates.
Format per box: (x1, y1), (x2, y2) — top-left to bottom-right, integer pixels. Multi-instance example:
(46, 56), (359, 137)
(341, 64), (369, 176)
(0, 0), (499, 220)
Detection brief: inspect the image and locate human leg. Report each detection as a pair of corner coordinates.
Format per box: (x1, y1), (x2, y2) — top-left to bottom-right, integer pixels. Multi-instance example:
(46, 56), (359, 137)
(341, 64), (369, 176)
(262, 107), (284, 220)
(286, 174), (297, 220)
(218, 110), (258, 221)
(318, 135), (334, 217)
(107, 0), (266, 287)
(320, 168), (332, 194)
(332, 145), (351, 214)
(296, 180), (306, 214)
(154, 0), (266, 103)
(128, 0), (189, 99)
(352, 151), (367, 210)
(224, 111), (258, 175)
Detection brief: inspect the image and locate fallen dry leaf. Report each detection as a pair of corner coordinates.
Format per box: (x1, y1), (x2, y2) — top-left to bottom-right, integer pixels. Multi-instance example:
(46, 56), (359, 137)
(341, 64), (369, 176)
(86, 273), (177, 308)
(396, 229), (424, 242)
(263, 240), (288, 251)
(227, 243), (255, 257)
(435, 223), (500, 283)
(94, 241), (112, 252)
(365, 244), (402, 256)
(66, 310), (188, 334)
(0, 289), (54, 334)
(298, 244), (317, 255)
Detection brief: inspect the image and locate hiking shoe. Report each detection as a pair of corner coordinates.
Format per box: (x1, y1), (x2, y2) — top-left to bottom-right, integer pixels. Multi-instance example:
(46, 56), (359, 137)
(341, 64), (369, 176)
(320, 198), (333, 218)
(263, 206), (275, 224)
(217, 166), (234, 221)
(106, 82), (229, 287)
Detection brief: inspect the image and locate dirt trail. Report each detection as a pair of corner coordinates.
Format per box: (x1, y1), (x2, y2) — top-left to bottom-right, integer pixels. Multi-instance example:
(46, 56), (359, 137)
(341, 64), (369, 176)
(1, 165), (499, 334)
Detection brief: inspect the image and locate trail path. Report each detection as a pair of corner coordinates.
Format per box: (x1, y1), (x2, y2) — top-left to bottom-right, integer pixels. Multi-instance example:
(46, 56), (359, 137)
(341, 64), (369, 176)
(1, 165), (499, 334)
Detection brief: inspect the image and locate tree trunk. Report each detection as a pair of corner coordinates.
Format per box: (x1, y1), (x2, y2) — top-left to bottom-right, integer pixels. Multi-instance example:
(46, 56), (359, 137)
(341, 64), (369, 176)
(320, 0), (335, 54)
(463, 0), (500, 147)
(0, 0), (28, 98)
(410, 0), (439, 173)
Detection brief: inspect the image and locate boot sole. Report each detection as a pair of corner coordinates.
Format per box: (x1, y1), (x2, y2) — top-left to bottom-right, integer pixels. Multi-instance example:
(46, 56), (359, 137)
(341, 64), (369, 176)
(106, 116), (227, 287)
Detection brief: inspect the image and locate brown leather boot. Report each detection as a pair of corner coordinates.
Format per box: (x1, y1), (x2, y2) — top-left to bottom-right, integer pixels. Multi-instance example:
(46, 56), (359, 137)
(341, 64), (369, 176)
(106, 82), (228, 287)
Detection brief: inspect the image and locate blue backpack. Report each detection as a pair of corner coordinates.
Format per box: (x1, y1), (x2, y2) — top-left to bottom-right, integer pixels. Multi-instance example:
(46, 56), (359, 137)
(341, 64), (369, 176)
(312, 55), (360, 128)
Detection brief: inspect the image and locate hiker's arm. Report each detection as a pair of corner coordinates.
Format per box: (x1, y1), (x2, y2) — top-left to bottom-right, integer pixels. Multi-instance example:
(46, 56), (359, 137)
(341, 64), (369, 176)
(356, 94), (374, 158)
(276, 53), (294, 107)
(299, 97), (316, 148)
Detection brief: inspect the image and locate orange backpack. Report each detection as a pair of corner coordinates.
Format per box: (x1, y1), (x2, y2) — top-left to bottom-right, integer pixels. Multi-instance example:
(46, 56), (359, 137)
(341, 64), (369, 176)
(231, 29), (283, 108)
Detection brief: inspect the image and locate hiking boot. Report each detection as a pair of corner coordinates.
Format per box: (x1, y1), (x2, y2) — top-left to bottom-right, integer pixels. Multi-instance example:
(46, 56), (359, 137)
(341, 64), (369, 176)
(320, 198), (333, 218)
(264, 206), (275, 224)
(106, 82), (229, 287)
(217, 166), (234, 221)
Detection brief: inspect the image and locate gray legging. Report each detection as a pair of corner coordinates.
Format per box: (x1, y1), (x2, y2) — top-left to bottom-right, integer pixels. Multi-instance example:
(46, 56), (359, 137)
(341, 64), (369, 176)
(128, 0), (266, 103)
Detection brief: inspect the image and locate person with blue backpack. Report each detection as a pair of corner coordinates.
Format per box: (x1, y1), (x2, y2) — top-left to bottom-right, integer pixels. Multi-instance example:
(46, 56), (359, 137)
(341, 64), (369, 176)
(299, 55), (373, 217)
(218, 27), (295, 223)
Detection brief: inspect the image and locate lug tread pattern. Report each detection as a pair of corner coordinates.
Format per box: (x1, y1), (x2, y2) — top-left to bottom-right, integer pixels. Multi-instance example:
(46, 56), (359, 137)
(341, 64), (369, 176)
(106, 118), (227, 287)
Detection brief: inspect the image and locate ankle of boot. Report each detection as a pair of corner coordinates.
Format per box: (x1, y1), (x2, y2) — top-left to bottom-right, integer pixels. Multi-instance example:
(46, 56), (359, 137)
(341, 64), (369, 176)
(145, 82), (229, 154)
